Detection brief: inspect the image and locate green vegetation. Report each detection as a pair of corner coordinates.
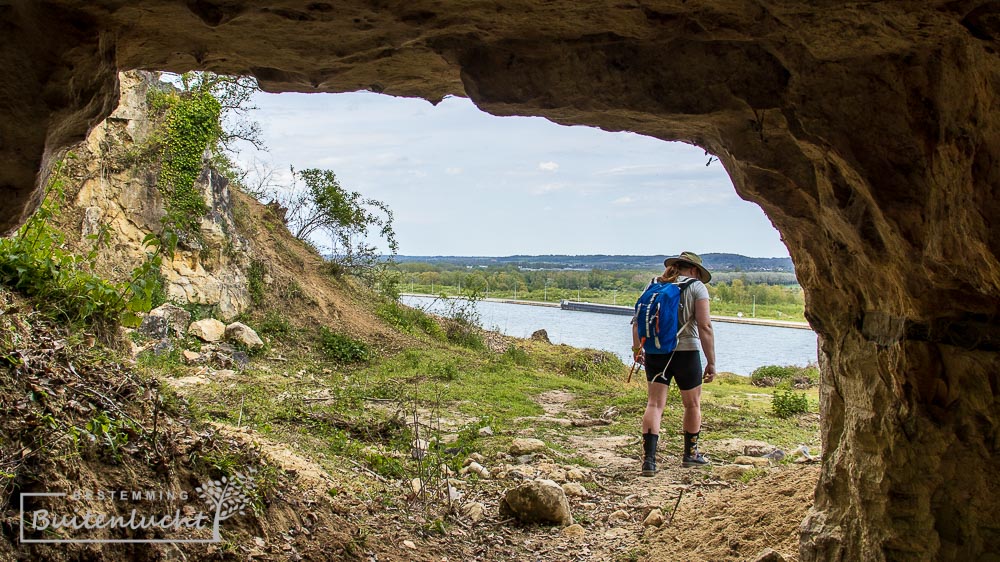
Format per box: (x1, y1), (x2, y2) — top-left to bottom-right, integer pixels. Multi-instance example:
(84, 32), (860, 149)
(148, 84), (220, 236)
(376, 300), (442, 337)
(318, 327), (370, 363)
(750, 363), (820, 387)
(395, 262), (806, 322)
(772, 389), (811, 418)
(0, 166), (162, 332)
(266, 167), (399, 289)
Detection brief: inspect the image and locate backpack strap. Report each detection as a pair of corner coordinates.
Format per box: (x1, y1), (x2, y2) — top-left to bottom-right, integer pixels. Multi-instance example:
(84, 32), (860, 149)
(675, 278), (699, 335)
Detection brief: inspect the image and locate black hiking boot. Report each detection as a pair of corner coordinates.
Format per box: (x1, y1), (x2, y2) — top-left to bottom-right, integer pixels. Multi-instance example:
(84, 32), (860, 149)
(641, 432), (659, 477)
(682, 431), (711, 468)
(682, 451), (711, 467)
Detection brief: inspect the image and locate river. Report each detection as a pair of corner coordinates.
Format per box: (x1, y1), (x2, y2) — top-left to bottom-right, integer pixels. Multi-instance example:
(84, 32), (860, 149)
(401, 295), (818, 376)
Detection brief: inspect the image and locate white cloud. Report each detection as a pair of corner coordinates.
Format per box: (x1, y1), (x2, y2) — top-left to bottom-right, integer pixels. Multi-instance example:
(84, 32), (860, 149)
(445, 167), (462, 175)
(538, 161), (559, 172)
(612, 196), (635, 205)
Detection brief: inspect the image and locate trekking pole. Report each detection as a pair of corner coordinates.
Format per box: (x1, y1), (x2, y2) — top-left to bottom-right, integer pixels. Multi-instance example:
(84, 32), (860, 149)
(626, 338), (645, 383)
(627, 361), (641, 383)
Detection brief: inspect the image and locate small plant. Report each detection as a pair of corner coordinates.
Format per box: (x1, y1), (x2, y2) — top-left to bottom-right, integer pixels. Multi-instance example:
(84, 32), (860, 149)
(501, 345), (532, 367)
(318, 327), (369, 363)
(247, 259), (267, 305)
(772, 389), (810, 418)
(0, 169), (163, 332)
(429, 359), (460, 381)
(750, 364), (798, 387)
(84, 411), (135, 462)
(376, 300), (442, 337)
(257, 311), (291, 339)
(739, 467), (769, 483)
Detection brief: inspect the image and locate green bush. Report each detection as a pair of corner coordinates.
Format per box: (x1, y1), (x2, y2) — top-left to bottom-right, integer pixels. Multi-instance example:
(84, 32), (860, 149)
(750, 365), (799, 387)
(257, 311), (291, 339)
(501, 345), (532, 367)
(444, 318), (485, 350)
(772, 389), (810, 418)
(429, 359), (460, 381)
(560, 350), (623, 382)
(0, 172), (161, 331)
(795, 364), (821, 387)
(318, 327), (369, 363)
(376, 300), (442, 338)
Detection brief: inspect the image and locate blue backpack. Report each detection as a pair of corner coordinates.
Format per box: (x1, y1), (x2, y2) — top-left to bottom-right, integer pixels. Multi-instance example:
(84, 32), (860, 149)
(634, 278), (696, 354)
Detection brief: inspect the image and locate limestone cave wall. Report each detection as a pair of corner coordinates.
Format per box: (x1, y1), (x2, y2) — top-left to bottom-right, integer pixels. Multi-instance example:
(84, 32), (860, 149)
(2, 1), (999, 560)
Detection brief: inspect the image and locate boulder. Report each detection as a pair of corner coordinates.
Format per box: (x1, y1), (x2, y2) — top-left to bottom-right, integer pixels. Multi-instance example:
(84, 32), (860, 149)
(734, 456), (771, 467)
(530, 329), (551, 343)
(509, 438), (547, 456)
(715, 465), (754, 482)
(189, 318), (226, 342)
(607, 510), (631, 525)
(139, 315), (169, 340)
(225, 322), (264, 348)
(462, 502), (486, 523)
(711, 438), (777, 458)
(499, 479), (573, 526)
(148, 303), (191, 335)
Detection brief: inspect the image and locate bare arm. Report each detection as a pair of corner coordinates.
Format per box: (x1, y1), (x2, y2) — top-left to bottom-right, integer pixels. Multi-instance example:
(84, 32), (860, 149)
(694, 298), (716, 382)
(631, 321), (644, 364)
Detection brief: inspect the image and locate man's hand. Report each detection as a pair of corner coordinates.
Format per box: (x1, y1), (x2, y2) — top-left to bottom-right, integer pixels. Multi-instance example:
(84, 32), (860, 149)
(703, 363), (717, 383)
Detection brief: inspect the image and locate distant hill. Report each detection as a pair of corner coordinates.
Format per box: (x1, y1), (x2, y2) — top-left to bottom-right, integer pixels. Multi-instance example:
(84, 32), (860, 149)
(393, 253), (794, 272)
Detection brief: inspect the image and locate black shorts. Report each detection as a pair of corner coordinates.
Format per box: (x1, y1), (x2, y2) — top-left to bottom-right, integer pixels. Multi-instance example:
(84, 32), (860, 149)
(644, 350), (702, 390)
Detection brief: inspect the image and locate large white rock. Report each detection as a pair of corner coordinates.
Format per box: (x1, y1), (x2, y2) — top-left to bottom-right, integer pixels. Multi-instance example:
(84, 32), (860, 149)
(499, 478), (573, 526)
(509, 438), (547, 455)
(189, 318), (226, 342)
(225, 322), (264, 348)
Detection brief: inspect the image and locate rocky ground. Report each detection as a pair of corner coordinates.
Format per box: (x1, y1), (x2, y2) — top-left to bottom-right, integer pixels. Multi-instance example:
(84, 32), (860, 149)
(188, 381), (821, 562)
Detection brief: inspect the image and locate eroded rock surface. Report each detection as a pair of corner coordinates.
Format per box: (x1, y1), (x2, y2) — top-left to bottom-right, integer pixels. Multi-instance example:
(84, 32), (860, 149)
(2, 2), (999, 560)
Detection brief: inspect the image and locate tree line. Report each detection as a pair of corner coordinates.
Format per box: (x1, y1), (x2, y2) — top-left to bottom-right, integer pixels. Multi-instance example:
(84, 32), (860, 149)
(394, 262), (805, 317)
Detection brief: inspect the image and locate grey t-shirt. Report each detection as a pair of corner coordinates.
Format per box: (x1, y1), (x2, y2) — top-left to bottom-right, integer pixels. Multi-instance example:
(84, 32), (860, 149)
(675, 275), (710, 352)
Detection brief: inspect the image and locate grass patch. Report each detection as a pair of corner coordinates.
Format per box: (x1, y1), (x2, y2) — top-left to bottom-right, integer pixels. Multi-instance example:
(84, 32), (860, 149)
(318, 327), (369, 363)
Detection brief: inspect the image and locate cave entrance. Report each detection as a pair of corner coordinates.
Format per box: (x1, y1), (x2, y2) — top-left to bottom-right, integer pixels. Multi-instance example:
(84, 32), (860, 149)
(237, 88), (809, 313)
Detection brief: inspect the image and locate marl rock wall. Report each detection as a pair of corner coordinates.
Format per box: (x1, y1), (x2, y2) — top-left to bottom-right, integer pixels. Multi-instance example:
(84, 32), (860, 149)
(2, 2), (999, 559)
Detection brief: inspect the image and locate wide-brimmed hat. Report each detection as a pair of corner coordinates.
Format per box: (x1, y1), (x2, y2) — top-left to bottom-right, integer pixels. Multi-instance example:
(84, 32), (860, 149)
(664, 251), (712, 283)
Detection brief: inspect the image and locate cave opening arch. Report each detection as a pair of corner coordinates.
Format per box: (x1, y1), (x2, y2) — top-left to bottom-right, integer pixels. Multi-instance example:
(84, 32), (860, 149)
(2, 2), (999, 560)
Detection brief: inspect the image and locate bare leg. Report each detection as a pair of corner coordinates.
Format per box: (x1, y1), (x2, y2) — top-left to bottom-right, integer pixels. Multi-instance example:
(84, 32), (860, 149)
(679, 385), (702, 434)
(642, 382), (669, 434)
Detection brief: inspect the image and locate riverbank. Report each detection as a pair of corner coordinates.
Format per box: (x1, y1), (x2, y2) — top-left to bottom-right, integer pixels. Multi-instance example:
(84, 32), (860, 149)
(400, 293), (813, 330)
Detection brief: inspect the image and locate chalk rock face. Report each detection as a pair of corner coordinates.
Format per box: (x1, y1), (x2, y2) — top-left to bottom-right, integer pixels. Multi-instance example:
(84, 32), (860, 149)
(2, 3), (1000, 560)
(69, 72), (251, 320)
(499, 479), (573, 526)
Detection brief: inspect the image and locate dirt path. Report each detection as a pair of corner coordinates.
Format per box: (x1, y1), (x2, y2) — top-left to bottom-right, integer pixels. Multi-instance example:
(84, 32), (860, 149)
(378, 389), (821, 562)
(168, 377), (818, 561)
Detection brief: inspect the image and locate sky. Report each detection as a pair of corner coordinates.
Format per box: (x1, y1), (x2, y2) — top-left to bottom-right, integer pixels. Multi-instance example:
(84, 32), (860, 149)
(233, 91), (790, 258)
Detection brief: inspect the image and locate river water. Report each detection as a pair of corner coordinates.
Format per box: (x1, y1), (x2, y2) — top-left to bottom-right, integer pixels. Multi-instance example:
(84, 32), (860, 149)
(401, 295), (818, 376)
